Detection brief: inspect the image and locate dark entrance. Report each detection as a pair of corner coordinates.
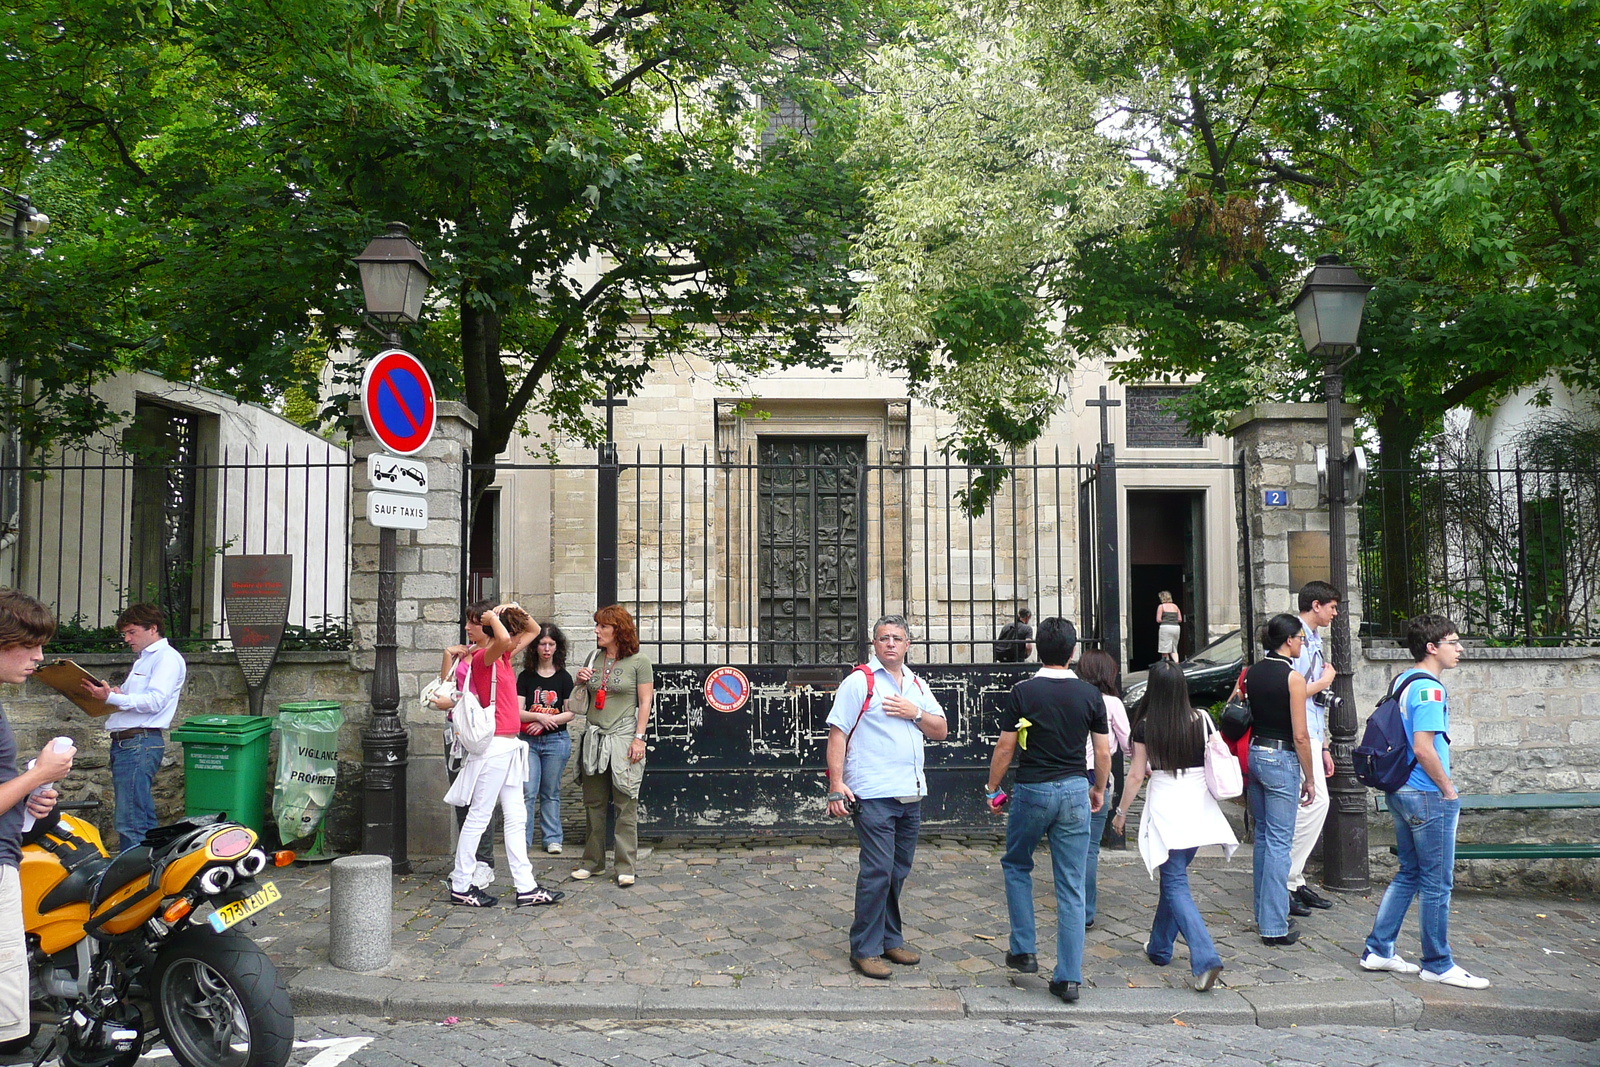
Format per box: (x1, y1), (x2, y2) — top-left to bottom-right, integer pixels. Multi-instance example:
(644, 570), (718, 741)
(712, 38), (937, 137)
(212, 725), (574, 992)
(1128, 490), (1207, 669)
(757, 436), (866, 664)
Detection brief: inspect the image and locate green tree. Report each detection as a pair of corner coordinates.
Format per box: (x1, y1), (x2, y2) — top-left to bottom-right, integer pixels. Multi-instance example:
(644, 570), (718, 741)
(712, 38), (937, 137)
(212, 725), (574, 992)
(1, 0), (889, 487)
(849, 0), (1600, 520)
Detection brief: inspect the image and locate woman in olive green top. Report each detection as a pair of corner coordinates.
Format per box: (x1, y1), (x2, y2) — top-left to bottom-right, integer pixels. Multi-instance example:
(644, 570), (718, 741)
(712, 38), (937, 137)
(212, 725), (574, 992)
(568, 604), (654, 886)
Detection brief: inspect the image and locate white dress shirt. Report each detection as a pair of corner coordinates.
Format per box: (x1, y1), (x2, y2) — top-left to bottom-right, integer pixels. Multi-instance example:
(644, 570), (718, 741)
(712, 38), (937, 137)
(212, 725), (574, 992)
(104, 637), (187, 731)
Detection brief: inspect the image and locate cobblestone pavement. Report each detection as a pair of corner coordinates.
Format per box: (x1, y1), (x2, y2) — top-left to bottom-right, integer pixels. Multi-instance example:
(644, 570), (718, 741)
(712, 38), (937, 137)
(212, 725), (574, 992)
(291, 1014), (1597, 1067)
(254, 839), (1599, 997)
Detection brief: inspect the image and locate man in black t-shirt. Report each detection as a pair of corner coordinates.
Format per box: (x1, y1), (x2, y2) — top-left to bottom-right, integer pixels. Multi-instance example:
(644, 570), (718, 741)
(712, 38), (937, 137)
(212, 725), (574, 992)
(984, 617), (1109, 1004)
(993, 609), (1033, 662)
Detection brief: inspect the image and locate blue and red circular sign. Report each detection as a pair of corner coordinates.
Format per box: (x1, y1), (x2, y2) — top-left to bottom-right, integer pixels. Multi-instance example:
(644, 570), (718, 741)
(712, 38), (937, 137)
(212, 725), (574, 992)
(704, 667), (750, 713)
(360, 350), (436, 456)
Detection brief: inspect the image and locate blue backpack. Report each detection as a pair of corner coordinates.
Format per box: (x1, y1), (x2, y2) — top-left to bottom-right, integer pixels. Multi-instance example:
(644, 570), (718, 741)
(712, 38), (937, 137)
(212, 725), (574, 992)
(1352, 672), (1437, 792)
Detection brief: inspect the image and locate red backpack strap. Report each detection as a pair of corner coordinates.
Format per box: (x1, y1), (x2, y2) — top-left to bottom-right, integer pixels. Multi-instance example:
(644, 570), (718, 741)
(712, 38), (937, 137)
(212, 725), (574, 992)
(845, 664), (875, 742)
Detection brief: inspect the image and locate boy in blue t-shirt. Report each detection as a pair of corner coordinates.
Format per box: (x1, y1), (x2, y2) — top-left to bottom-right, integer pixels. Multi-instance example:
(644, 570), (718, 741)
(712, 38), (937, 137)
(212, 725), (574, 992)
(1360, 614), (1490, 989)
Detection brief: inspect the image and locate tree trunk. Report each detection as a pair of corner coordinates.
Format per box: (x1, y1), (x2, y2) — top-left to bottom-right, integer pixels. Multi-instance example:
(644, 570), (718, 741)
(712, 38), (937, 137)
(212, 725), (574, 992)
(1371, 403), (1427, 635)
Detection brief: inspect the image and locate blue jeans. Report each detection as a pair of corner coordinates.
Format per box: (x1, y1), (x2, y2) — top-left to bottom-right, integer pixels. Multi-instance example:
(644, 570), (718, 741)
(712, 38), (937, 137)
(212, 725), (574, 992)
(1086, 801), (1110, 925)
(523, 730), (573, 847)
(1002, 777), (1091, 983)
(1247, 746), (1301, 937)
(1366, 789), (1460, 975)
(1146, 847), (1223, 977)
(850, 798), (921, 959)
(110, 731), (166, 850)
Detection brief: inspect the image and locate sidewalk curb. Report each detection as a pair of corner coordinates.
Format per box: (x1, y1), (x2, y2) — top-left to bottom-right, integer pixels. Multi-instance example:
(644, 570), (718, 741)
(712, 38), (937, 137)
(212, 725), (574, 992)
(286, 966), (1600, 1039)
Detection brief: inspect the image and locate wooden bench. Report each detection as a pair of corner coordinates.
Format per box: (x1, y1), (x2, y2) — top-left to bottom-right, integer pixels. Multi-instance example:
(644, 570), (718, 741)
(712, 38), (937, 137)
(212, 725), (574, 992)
(1375, 792), (1600, 860)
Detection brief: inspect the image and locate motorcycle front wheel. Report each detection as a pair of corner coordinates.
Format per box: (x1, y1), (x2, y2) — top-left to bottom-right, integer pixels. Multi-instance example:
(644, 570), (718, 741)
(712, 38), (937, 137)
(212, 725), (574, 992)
(150, 929), (293, 1067)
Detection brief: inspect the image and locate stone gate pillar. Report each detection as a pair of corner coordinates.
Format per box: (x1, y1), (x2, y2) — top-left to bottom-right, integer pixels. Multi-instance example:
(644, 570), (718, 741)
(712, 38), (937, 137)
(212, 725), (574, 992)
(350, 401), (476, 857)
(1228, 403), (1362, 641)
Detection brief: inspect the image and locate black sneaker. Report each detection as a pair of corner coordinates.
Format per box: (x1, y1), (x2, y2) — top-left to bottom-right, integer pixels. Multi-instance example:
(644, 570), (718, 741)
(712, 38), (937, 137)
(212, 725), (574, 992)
(1048, 980), (1080, 1003)
(450, 886), (498, 908)
(1296, 886), (1335, 910)
(516, 887), (564, 907)
(1289, 897), (1312, 917)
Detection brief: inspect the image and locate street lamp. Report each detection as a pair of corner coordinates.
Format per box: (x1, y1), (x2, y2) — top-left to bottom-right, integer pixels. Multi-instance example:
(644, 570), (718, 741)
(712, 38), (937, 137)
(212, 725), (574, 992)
(354, 222), (433, 873)
(1290, 253), (1374, 892)
(355, 222), (433, 341)
(2, 188), (50, 247)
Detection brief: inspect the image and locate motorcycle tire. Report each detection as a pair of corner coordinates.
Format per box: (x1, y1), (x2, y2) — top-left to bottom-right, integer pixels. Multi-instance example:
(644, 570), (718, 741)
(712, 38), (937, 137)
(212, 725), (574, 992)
(150, 928), (293, 1067)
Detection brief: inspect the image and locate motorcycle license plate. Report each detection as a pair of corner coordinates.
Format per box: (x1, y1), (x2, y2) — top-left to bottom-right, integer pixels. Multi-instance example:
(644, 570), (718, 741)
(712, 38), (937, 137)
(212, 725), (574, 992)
(207, 881), (281, 932)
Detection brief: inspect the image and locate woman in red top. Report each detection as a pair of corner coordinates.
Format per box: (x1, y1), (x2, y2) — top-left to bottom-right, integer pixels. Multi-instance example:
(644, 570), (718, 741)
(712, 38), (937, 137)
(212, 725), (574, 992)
(441, 601), (562, 908)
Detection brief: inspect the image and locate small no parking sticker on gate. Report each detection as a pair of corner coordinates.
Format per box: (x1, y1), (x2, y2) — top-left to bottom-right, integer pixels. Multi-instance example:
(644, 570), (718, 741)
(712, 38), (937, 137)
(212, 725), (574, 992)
(704, 667), (750, 713)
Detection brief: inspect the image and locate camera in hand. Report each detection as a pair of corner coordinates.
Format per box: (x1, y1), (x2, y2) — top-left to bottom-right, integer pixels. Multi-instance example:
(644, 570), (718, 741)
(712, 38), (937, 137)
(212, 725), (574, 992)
(1313, 691), (1345, 713)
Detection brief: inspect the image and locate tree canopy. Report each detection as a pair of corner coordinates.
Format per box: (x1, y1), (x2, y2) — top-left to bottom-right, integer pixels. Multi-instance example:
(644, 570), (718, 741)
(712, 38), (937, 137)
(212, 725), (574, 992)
(2, 0), (892, 471)
(849, 0), (1600, 484)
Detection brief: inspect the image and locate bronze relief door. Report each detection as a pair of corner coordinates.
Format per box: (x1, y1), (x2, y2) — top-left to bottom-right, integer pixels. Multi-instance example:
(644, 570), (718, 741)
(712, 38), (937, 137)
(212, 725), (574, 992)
(758, 437), (866, 664)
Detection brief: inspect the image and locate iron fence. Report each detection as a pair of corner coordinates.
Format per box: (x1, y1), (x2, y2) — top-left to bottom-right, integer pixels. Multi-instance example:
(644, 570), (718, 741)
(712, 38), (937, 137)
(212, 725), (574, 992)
(476, 448), (1109, 666)
(1358, 461), (1600, 644)
(8, 446), (352, 651)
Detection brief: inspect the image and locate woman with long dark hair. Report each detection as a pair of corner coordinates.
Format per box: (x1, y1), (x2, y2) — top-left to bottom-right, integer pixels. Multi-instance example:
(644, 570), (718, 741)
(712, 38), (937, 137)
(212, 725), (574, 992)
(518, 623), (574, 855)
(1243, 613), (1317, 945)
(1111, 659), (1237, 991)
(1075, 648), (1131, 929)
(569, 604), (654, 887)
(441, 601), (563, 907)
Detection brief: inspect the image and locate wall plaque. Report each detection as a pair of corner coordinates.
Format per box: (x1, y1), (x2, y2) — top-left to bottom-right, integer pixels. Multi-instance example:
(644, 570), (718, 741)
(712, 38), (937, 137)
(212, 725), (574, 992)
(223, 554), (293, 716)
(1287, 531), (1331, 595)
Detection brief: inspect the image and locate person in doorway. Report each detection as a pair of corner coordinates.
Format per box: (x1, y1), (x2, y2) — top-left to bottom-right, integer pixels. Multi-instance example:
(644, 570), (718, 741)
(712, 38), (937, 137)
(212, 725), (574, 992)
(994, 608), (1033, 663)
(518, 623), (574, 855)
(984, 617), (1109, 1004)
(1111, 660), (1237, 991)
(442, 601), (561, 908)
(1075, 648), (1131, 928)
(825, 615), (947, 979)
(1155, 592), (1182, 662)
(1243, 614), (1317, 945)
(81, 604), (186, 850)
(1286, 581), (1340, 915)
(0, 590), (73, 1048)
(1360, 615), (1489, 989)
(570, 605), (654, 887)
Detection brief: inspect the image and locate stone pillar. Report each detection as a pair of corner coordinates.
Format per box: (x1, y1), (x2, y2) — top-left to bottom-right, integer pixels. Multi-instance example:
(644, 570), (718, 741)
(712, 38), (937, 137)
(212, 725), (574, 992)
(350, 400), (476, 857)
(1228, 403), (1362, 641)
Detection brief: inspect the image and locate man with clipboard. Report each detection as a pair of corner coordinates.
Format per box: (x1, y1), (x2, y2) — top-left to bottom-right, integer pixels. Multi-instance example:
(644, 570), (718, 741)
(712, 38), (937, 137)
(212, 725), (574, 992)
(80, 604), (187, 851)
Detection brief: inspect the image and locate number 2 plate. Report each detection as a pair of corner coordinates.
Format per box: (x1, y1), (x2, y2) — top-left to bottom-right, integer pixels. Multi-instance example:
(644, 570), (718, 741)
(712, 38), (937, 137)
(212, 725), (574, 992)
(208, 881), (281, 932)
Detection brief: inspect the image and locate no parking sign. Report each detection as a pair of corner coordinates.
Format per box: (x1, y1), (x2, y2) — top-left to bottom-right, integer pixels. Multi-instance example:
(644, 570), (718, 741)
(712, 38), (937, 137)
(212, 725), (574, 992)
(703, 667), (750, 713)
(360, 350), (436, 456)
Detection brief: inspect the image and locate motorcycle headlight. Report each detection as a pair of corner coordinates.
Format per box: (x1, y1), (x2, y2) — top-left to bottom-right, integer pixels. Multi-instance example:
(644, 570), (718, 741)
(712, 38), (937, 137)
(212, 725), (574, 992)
(199, 866), (236, 894)
(236, 850), (268, 878)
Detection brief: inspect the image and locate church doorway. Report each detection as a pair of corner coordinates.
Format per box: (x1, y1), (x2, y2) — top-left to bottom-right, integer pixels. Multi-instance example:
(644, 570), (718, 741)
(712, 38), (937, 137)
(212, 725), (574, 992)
(757, 436), (866, 664)
(1128, 490), (1207, 670)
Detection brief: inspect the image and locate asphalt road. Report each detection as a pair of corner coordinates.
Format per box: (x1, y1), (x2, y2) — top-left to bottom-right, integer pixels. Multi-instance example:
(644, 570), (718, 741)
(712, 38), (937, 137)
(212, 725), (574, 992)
(271, 1014), (1594, 1067)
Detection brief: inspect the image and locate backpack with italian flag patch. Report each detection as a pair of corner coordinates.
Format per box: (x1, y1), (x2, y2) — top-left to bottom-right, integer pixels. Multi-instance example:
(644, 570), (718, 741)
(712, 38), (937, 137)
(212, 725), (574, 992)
(1352, 671), (1439, 792)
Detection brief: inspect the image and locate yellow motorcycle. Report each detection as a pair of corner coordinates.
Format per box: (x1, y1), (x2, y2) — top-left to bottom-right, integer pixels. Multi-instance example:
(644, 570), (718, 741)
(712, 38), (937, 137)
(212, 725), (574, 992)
(12, 805), (295, 1067)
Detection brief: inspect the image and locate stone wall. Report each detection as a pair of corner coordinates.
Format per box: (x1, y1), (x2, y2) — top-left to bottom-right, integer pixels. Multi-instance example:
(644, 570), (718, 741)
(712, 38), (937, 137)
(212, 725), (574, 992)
(1, 651), (362, 851)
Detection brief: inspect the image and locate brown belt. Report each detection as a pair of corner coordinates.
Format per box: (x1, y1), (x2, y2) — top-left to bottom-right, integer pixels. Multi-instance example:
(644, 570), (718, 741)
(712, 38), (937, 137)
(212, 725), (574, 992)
(109, 728), (163, 741)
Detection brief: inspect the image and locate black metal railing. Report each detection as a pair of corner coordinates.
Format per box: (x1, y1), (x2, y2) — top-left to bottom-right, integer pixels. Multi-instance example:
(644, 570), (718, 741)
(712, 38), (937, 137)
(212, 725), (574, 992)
(1359, 461), (1600, 644)
(9, 446), (352, 651)
(474, 447), (1187, 666)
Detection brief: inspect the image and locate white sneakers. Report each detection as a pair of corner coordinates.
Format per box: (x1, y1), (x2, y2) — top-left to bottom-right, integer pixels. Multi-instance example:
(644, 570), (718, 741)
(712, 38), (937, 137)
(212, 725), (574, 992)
(471, 862), (496, 889)
(546, 843), (563, 855)
(570, 867), (594, 880)
(1360, 951), (1421, 974)
(1421, 965), (1492, 989)
(1361, 953), (1490, 988)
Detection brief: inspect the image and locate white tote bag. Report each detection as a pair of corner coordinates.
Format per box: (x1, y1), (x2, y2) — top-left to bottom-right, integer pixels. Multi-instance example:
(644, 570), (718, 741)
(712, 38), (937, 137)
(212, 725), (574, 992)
(1201, 713), (1244, 800)
(453, 654), (498, 756)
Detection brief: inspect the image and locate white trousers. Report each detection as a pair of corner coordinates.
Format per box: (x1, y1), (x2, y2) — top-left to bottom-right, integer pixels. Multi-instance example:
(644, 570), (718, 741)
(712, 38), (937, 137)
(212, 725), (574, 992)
(452, 752), (536, 895)
(1287, 737), (1331, 891)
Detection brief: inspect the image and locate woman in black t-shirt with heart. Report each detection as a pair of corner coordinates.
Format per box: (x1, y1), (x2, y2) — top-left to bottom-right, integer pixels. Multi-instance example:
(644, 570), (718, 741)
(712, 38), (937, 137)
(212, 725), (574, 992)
(517, 623), (575, 856)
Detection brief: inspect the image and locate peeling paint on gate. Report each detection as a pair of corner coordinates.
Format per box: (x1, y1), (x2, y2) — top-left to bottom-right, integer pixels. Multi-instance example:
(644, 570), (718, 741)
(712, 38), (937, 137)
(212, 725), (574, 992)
(638, 663), (1038, 834)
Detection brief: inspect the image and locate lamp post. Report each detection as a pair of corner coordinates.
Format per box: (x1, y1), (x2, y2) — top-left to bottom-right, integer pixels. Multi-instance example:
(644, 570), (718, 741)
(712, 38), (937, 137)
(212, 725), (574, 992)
(354, 222), (433, 872)
(1290, 253), (1374, 892)
(1, 188), (49, 247)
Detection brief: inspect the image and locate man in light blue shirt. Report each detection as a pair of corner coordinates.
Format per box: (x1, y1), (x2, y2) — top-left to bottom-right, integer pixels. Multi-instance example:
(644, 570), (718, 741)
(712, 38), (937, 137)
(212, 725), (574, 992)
(1287, 581), (1339, 913)
(83, 604), (187, 849)
(825, 615), (946, 979)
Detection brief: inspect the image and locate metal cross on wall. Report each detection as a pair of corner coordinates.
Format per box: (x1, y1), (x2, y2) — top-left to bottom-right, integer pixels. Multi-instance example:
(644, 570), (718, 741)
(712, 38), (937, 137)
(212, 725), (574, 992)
(1084, 385), (1122, 453)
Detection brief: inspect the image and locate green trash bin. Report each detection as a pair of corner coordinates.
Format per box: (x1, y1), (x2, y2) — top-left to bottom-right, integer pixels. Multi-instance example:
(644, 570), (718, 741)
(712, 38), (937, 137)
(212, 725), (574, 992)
(169, 714), (275, 835)
(273, 701), (344, 857)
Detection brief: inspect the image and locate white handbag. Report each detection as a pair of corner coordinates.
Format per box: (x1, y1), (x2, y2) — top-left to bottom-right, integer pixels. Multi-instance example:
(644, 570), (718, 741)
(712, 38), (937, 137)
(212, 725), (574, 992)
(453, 654), (498, 756)
(1201, 713), (1244, 800)
(420, 673), (456, 708)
